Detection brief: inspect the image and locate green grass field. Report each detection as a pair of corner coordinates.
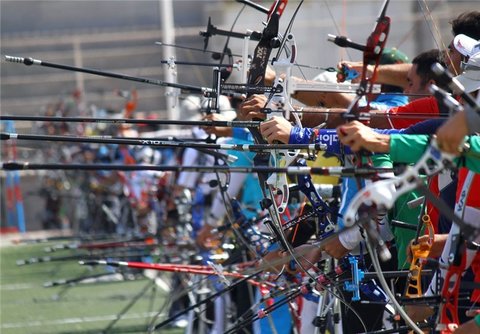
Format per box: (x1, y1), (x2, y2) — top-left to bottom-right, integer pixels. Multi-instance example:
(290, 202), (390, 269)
(0, 239), (184, 334)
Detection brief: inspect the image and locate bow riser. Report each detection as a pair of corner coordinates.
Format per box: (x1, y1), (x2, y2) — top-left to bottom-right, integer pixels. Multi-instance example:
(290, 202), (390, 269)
(361, 16), (391, 98)
(344, 139), (456, 227)
(405, 214), (434, 298)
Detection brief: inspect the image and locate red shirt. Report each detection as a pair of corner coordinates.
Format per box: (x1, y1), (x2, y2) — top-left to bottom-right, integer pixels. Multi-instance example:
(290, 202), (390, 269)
(387, 96), (439, 129)
(388, 97), (442, 231)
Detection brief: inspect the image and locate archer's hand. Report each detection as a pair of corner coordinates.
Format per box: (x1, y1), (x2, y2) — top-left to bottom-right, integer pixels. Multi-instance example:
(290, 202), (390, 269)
(260, 249), (288, 273)
(201, 113), (233, 138)
(407, 234), (448, 262)
(259, 116), (292, 144)
(337, 61), (369, 83)
(436, 111), (468, 155)
(259, 244), (323, 274)
(238, 95), (267, 121)
(289, 244), (324, 271)
(264, 65), (277, 86)
(337, 121), (390, 153)
(405, 304), (434, 323)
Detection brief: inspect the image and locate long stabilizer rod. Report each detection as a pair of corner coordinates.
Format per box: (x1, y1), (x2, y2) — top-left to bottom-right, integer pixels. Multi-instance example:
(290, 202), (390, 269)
(1, 161), (395, 177)
(4, 55), (212, 94)
(0, 132), (326, 152)
(0, 115), (262, 129)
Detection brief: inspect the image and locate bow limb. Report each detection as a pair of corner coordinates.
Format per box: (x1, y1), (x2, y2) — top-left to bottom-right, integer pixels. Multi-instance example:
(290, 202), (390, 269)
(265, 32), (300, 214)
(295, 159), (337, 240)
(437, 239), (466, 333)
(245, 0), (294, 253)
(246, 0), (286, 98)
(432, 170), (476, 333)
(343, 0), (390, 120)
(361, 0), (390, 97)
(216, 4), (246, 82)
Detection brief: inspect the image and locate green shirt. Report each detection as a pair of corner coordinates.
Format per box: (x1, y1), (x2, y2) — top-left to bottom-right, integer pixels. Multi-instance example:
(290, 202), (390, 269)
(390, 134), (480, 173)
(370, 153), (422, 269)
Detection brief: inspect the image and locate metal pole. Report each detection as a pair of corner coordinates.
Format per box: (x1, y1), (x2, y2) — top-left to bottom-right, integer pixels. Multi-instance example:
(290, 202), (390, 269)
(160, 0), (178, 124)
(72, 37), (85, 95)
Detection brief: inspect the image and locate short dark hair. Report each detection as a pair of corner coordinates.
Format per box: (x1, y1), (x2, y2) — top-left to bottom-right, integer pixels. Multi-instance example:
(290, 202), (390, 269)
(451, 11), (480, 40)
(412, 49), (447, 89)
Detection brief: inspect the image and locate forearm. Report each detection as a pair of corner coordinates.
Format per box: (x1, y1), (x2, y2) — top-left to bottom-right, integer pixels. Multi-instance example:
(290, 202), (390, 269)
(300, 106), (393, 129)
(338, 227), (364, 250)
(375, 63), (411, 89)
(292, 89), (355, 108)
(300, 107), (349, 128)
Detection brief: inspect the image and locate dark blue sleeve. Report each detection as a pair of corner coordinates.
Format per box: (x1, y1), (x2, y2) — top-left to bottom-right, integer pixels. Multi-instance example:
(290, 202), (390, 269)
(403, 119), (446, 135)
(373, 118), (447, 135)
(437, 177), (458, 234)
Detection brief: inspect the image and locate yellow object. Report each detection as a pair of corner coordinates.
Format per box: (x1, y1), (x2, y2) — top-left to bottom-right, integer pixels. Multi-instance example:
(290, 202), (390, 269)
(307, 151), (341, 185)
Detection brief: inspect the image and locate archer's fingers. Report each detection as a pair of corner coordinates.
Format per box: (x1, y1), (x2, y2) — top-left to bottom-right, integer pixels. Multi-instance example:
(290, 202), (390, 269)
(260, 126), (277, 143)
(439, 143), (458, 155)
(249, 111), (266, 120)
(337, 128), (357, 148)
(242, 95), (265, 106)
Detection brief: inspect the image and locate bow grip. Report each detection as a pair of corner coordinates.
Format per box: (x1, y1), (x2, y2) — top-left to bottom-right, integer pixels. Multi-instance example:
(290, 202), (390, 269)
(340, 64), (359, 81)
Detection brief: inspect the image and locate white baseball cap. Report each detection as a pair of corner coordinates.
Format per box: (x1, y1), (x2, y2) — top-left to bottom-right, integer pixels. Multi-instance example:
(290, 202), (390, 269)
(453, 34), (480, 57)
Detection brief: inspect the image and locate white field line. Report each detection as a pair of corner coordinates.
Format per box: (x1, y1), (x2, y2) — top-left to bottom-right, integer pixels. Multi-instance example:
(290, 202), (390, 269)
(1, 311), (164, 329)
(0, 283), (36, 290)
